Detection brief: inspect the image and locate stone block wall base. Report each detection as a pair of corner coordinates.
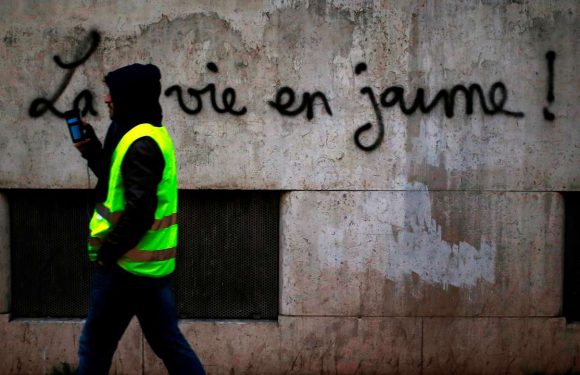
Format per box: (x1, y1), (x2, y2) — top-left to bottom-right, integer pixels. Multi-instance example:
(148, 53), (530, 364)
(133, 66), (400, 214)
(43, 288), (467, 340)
(0, 315), (579, 374)
(0, 315), (142, 374)
(142, 317), (580, 375)
(423, 318), (580, 375)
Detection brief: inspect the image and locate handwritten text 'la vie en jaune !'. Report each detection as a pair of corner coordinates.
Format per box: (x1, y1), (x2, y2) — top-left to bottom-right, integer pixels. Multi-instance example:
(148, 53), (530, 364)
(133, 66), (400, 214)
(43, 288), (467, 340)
(29, 30), (557, 152)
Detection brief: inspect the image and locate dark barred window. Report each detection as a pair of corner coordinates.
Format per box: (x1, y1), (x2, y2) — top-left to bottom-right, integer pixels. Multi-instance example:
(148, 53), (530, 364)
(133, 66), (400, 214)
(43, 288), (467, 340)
(175, 190), (279, 319)
(563, 192), (580, 323)
(9, 189), (279, 320)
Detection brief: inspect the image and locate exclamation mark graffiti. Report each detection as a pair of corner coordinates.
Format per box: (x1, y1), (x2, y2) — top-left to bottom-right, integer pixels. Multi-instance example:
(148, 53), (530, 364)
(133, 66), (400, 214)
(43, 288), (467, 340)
(543, 51), (556, 121)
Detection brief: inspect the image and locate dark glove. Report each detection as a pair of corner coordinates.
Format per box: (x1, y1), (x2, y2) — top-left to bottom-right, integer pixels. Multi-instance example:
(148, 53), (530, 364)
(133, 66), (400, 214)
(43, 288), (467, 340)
(96, 242), (118, 268)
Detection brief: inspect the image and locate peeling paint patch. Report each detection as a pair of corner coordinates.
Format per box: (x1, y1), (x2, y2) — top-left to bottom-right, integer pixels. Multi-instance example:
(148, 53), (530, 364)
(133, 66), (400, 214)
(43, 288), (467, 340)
(312, 186), (497, 290)
(369, 184), (497, 289)
(387, 188), (497, 288)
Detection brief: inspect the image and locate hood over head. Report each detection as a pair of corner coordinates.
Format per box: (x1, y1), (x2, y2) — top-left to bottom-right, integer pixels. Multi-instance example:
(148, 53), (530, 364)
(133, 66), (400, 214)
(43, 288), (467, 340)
(104, 63), (162, 128)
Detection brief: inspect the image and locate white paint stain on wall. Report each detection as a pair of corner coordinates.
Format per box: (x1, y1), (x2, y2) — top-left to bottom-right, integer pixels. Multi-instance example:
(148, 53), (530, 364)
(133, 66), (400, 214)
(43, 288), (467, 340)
(314, 185), (496, 289)
(385, 185), (497, 288)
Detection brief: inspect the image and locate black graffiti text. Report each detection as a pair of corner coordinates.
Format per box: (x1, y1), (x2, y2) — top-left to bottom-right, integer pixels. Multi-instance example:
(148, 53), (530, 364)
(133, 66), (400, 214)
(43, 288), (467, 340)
(354, 62), (525, 151)
(28, 30), (100, 119)
(164, 62), (247, 116)
(543, 51), (556, 121)
(28, 34), (557, 155)
(268, 86), (332, 120)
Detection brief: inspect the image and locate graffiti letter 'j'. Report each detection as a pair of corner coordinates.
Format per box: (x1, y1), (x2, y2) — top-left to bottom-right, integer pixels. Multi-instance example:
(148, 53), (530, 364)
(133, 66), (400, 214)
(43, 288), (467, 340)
(354, 63), (385, 152)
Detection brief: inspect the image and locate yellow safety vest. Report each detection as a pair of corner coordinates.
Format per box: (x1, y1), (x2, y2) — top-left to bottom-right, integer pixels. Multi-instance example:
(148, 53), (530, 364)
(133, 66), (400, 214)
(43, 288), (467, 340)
(88, 123), (178, 278)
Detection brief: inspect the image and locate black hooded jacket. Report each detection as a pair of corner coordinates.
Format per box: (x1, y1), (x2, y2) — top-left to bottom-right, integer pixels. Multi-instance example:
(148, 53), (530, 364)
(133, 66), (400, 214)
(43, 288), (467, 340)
(81, 64), (166, 266)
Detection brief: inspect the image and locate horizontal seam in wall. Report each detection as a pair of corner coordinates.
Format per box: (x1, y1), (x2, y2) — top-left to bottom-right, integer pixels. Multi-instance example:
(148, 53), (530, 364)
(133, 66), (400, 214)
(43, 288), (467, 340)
(1, 188), (577, 193)
(281, 189), (570, 193)
(278, 314), (565, 319)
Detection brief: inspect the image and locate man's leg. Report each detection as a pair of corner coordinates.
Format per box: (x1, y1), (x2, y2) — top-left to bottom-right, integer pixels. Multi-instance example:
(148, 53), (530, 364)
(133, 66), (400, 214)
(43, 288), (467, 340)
(136, 276), (205, 375)
(78, 266), (134, 375)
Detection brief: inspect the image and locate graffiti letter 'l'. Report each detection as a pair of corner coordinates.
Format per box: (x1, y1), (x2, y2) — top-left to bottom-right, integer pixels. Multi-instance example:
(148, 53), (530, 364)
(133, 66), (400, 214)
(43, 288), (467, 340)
(543, 51), (556, 121)
(29, 30), (100, 118)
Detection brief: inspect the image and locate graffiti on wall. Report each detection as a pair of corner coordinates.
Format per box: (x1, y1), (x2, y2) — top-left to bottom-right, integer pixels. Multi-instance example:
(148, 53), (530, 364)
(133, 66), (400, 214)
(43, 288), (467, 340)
(28, 31), (100, 119)
(353, 63), (526, 151)
(29, 30), (557, 152)
(543, 51), (556, 121)
(165, 62), (247, 116)
(268, 87), (333, 120)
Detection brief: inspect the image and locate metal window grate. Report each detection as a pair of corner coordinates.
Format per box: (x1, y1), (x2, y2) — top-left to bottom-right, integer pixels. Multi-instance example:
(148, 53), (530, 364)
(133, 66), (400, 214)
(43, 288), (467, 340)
(9, 189), (279, 320)
(563, 192), (580, 322)
(175, 191), (279, 319)
(10, 190), (93, 318)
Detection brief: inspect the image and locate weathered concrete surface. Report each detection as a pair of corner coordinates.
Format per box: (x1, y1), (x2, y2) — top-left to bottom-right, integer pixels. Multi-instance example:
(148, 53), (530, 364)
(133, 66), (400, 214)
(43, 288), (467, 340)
(282, 191), (564, 317)
(423, 318), (580, 375)
(144, 320), (280, 374)
(1, 315), (578, 374)
(0, 1), (578, 190)
(0, 1), (577, 373)
(0, 315), (142, 374)
(278, 316), (421, 375)
(146, 317), (580, 374)
(0, 193), (9, 313)
(144, 317), (421, 374)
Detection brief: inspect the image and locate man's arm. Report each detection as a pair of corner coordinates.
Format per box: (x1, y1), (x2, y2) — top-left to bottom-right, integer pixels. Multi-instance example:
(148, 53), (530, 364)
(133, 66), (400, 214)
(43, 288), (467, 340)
(96, 137), (165, 266)
(75, 123), (106, 178)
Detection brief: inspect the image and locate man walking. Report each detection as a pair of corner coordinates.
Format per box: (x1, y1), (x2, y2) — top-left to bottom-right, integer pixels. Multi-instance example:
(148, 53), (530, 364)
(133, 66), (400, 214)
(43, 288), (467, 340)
(74, 63), (205, 374)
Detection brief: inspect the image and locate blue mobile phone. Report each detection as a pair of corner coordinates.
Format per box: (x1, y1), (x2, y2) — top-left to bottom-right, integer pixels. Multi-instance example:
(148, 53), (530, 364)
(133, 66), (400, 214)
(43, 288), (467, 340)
(64, 110), (87, 143)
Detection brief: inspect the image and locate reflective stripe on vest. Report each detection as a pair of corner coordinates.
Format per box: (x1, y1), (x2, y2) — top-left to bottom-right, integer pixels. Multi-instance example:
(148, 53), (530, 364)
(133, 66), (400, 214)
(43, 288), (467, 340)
(88, 123), (178, 278)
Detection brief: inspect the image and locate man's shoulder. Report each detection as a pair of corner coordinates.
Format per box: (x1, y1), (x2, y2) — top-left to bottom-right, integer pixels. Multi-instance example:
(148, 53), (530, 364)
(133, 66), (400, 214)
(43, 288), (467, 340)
(125, 136), (163, 162)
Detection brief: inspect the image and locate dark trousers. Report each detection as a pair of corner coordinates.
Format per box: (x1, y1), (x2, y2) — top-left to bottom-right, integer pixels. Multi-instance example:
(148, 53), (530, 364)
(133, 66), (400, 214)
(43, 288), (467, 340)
(78, 265), (205, 375)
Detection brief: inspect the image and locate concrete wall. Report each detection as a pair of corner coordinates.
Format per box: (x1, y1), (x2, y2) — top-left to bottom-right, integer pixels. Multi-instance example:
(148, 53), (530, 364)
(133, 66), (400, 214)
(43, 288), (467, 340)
(0, 1), (578, 374)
